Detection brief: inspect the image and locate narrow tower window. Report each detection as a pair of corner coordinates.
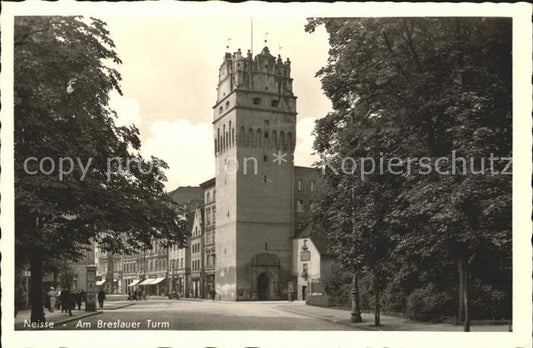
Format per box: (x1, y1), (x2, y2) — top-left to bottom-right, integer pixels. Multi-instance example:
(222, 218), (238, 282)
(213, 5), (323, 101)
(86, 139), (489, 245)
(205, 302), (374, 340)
(240, 127), (246, 146)
(253, 97), (262, 105)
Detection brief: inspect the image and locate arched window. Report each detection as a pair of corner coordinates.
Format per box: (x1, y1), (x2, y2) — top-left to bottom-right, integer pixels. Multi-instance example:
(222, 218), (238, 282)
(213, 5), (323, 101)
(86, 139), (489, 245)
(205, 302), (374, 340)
(287, 131), (293, 150)
(217, 128), (221, 152)
(232, 128), (235, 146)
(253, 97), (262, 105)
(240, 127), (246, 146)
(223, 125), (226, 151)
(256, 129), (262, 147)
(225, 131), (228, 151)
(225, 101), (230, 109)
(229, 121), (232, 148)
(219, 106), (223, 114)
(271, 99), (279, 107)
(271, 130), (277, 148)
(214, 139), (218, 154)
(280, 131), (285, 149)
(248, 127), (254, 146)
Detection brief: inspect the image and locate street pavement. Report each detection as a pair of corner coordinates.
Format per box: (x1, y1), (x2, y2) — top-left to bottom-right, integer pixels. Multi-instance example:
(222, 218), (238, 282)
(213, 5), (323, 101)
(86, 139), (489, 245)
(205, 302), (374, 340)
(50, 299), (353, 330)
(16, 298), (509, 331)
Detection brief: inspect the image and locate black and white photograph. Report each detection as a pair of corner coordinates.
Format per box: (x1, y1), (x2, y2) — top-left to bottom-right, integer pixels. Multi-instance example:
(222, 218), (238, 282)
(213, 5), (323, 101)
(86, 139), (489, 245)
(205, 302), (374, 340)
(1, 2), (531, 348)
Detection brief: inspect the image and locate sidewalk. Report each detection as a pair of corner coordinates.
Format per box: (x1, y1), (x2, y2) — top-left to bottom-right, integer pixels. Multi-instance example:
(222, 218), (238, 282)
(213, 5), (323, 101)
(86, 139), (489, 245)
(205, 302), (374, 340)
(14, 305), (101, 330)
(14, 302), (134, 329)
(276, 302), (510, 332)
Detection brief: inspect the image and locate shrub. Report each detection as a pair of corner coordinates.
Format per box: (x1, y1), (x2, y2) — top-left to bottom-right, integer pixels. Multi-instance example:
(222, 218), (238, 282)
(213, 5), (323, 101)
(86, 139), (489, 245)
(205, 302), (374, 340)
(406, 284), (452, 322)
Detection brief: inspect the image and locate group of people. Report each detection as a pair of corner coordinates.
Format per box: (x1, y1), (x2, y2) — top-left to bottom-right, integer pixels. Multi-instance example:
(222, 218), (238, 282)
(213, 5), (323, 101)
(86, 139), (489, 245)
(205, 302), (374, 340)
(45, 287), (86, 316)
(127, 289), (147, 301)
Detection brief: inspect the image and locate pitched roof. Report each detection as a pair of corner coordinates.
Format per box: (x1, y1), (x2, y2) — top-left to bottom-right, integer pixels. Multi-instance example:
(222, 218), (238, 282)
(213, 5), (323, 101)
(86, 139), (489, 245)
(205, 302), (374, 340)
(295, 223), (334, 256)
(167, 186), (203, 210)
(200, 177), (215, 188)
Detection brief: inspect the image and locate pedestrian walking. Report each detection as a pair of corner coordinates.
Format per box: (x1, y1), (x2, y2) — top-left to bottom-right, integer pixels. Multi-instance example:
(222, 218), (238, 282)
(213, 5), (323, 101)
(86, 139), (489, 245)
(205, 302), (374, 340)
(211, 289), (216, 301)
(43, 288), (50, 312)
(60, 288), (73, 316)
(127, 291), (131, 301)
(56, 290), (61, 310)
(74, 289), (83, 310)
(80, 288), (86, 306)
(97, 288), (106, 308)
(47, 287), (56, 312)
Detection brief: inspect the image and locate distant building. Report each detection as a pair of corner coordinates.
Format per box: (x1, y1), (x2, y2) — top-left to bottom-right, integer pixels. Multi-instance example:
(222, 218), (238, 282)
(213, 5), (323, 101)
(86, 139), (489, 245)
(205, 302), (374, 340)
(95, 247), (123, 294)
(190, 207), (204, 297)
(293, 224), (336, 301)
(201, 178), (216, 299)
(121, 187), (201, 296)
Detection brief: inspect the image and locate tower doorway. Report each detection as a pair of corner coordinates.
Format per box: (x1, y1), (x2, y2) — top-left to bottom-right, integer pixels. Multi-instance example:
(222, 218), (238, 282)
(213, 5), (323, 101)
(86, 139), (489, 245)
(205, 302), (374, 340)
(257, 272), (272, 300)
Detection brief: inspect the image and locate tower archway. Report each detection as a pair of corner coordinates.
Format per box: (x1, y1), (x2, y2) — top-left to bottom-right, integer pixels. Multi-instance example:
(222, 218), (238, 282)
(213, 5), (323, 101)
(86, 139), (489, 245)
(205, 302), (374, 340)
(251, 253), (280, 300)
(256, 272), (273, 300)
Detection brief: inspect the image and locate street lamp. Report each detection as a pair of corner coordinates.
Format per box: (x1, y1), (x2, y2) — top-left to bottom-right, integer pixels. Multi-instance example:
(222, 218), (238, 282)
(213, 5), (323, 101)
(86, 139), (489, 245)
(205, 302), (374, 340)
(351, 270), (362, 322)
(350, 184), (362, 323)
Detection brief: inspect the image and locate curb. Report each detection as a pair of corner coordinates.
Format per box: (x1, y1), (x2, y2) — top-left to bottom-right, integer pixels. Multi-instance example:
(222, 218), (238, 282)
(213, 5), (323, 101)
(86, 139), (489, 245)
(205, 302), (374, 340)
(53, 311), (103, 326)
(276, 306), (368, 330)
(103, 303), (135, 310)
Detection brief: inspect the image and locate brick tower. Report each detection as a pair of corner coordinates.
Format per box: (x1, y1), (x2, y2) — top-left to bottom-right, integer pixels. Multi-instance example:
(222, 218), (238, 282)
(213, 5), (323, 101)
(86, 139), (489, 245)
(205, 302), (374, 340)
(213, 47), (296, 300)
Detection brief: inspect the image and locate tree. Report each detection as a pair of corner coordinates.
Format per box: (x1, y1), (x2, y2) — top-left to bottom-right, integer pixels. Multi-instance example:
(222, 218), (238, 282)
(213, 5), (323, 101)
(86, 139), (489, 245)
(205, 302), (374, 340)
(307, 18), (512, 330)
(15, 16), (188, 323)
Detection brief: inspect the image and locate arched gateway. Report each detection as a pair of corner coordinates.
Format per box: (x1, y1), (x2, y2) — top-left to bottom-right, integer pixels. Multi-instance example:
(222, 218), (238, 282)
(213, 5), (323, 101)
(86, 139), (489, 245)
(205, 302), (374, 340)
(251, 253), (280, 300)
(256, 272), (272, 300)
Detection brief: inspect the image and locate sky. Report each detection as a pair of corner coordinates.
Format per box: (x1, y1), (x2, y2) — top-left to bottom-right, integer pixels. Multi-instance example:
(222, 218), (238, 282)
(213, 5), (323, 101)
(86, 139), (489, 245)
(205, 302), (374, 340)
(103, 17), (332, 190)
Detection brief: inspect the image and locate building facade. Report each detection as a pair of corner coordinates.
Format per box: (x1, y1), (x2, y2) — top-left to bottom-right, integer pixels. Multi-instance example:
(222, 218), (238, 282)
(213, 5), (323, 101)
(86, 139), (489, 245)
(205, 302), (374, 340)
(201, 178), (216, 299)
(190, 207), (204, 298)
(293, 225), (335, 301)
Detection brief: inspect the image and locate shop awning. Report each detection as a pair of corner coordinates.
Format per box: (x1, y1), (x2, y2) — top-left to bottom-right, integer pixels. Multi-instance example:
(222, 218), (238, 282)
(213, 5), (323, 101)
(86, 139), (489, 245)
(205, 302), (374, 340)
(150, 277), (166, 285)
(138, 278), (155, 286)
(96, 280), (105, 286)
(128, 279), (140, 287)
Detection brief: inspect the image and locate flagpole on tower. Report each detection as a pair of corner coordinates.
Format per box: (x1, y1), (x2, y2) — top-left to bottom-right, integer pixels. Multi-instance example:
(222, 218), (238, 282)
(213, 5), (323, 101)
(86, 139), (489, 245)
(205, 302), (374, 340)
(250, 18), (253, 54)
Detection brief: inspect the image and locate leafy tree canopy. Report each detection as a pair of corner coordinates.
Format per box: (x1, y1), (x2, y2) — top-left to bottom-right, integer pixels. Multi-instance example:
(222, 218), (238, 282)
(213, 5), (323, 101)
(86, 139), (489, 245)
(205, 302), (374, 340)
(308, 17), (512, 327)
(16, 16), (189, 322)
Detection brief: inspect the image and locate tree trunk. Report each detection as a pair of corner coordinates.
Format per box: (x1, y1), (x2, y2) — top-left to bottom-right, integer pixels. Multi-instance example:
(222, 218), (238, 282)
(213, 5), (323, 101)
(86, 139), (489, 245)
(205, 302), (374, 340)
(374, 274), (381, 326)
(458, 258), (464, 323)
(63, 258), (69, 289)
(106, 254), (114, 294)
(462, 258), (470, 332)
(30, 249), (45, 323)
